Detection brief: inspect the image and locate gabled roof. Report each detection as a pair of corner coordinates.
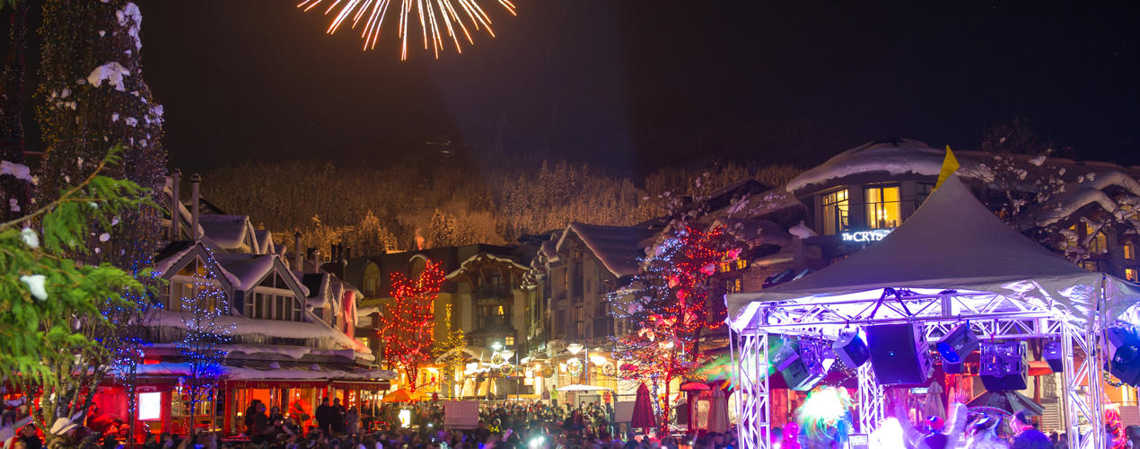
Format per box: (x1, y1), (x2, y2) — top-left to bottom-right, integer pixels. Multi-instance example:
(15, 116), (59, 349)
(727, 175), (1140, 327)
(215, 252), (309, 296)
(557, 222), (657, 278)
(199, 215), (256, 251)
(152, 240), (238, 299)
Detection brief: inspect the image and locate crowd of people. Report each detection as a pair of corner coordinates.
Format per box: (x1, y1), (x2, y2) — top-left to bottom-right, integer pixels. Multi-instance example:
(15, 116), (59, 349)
(225, 400), (738, 449)
(0, 399), (733, 449)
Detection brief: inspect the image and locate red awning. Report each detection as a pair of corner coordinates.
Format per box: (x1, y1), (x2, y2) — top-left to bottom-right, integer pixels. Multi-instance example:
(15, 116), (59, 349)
(330, 380), (390, 391)
(227, 380), (328, 389)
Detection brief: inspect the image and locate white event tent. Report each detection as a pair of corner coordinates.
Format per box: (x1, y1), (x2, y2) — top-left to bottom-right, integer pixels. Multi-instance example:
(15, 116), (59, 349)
(725, 175), (1140, 449)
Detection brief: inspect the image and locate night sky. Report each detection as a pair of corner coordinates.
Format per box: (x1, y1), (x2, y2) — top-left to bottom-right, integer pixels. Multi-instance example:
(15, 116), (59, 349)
(136, 1), (1140, 175)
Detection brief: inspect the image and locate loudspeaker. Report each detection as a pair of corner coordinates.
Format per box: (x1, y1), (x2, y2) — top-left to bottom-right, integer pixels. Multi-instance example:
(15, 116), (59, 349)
(780, 339), (836, 391)
(1110, 344), (1140, 386)
(833, 330), (870, 369)
(943, 359), (964, 374)
(1105, 326), (1140, 386)
(936, 322), (979, 365)
(866, 323), (932, 386)
(980, 341), (1027, 391)
(1043, 341), (1064, 373)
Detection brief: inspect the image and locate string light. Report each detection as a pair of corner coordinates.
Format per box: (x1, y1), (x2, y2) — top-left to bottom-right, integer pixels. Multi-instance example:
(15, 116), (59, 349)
(378, 259), (445, 393)
(611, 224), (737, 430)
(177, 246), (235, 418)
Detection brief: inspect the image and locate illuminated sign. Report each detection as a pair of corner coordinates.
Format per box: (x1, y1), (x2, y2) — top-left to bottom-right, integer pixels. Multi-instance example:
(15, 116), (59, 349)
(139, 392), (162, 421)
(840, 229), (894, 243)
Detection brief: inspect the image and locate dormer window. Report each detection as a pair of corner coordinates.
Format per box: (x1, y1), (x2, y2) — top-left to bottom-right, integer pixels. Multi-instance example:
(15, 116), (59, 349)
(164, 257), (223, 312)
(246, 273), (303, 321)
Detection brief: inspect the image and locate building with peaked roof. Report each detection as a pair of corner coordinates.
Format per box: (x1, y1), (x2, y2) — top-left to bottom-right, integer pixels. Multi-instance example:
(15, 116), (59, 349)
(786, 138), (1140, 282)
(103, 172), (383, 438)
(343, 244), (537, 399)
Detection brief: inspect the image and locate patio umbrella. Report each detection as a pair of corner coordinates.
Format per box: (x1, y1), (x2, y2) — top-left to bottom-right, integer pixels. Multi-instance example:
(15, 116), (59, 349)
(383, 388), (424, 403)
(966, 391), (1044, 416)
(922, 382), (946, 421)
(680, 381), (711, 391)
(631, 383), (656, 432)
(708, 388), (730, 433)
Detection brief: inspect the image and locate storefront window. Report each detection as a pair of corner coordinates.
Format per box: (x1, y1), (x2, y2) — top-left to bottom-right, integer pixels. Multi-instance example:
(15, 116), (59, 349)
(1127, 268), (1139, 282)
(819, 189), (849, 235)
(865, 185), (901, 229)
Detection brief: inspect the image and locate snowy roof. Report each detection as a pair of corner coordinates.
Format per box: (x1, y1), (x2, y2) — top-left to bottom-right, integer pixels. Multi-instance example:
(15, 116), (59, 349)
(145, 309), (365, 353)
(198, 214), (254, 250)
(215, 252), (308, 296)
(445, 253), (530, 279)
(787, 138), (950, 193)
(151, 240), (241, 293)
(557, 222), (657, 278)
(727, 175), (1140, 328)
(124, 362), (395, 381)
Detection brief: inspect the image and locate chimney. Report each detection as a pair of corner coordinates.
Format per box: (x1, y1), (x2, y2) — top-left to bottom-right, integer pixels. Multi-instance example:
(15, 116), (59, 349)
(190, 173), (201, 241)
(312, 248), (321, 273)
(294, 232), (302, 270)
(170, 169), (181, 240)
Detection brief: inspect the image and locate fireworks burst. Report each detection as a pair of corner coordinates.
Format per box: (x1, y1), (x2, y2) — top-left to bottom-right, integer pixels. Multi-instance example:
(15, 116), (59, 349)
(297, 0), (517, 60)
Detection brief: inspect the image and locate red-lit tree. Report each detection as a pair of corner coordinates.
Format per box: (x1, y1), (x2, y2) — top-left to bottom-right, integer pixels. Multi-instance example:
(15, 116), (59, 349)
(613, 223), (737, 431)
(379, 259), (444, 393)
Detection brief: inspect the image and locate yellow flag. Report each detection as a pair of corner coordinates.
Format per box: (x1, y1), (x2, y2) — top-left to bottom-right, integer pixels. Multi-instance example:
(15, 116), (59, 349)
(935, 145), (960, 189)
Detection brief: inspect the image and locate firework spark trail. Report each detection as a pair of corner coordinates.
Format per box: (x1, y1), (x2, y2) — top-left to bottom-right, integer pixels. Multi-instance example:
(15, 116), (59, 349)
(297, 0), (516, 60)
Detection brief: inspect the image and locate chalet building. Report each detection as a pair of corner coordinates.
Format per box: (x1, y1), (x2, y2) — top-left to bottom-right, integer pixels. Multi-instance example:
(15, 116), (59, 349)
(102, 172), (380, 438)
(344, 244), (536, 399)
(786, 138), (1140, 282)
(523, 222), (658, 403)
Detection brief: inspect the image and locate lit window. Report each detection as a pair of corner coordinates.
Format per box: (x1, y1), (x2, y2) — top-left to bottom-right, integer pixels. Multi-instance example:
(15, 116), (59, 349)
(1126, 242), (1135, 260)
(1085, 223), (1108, 254)
(497, 305), (505, 316)
(865, 185), (901, 229)
(719, 262), (731, 273)
(735, 259), (747, 270)
(819, 189), (849, 235)
(1127, 269), (1139, 282)
(726, 278), (742, 293)
(505, 336), (515, 347)
(1080, 260), (1099, 272)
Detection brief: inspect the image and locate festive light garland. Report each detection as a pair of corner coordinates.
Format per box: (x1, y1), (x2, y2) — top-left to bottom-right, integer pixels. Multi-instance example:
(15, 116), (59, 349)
(176, 246), (235, 418)
(611, 223), (738, 431)
(378, 259), (445, 393)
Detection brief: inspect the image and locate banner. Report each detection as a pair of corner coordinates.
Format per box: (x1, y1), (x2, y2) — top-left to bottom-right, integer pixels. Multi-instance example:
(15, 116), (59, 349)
(443, 400), (479, 429)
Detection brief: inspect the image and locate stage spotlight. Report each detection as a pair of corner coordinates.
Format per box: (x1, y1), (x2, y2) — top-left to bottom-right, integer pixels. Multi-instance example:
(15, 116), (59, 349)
(833, 330), (870, 369)
(865, 323), (932, 386)
(979, 341), (1027, 391)
(1043, 340), (1064, 373)
(936, 322), (979, 365)
(780, 338), (836, 391)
